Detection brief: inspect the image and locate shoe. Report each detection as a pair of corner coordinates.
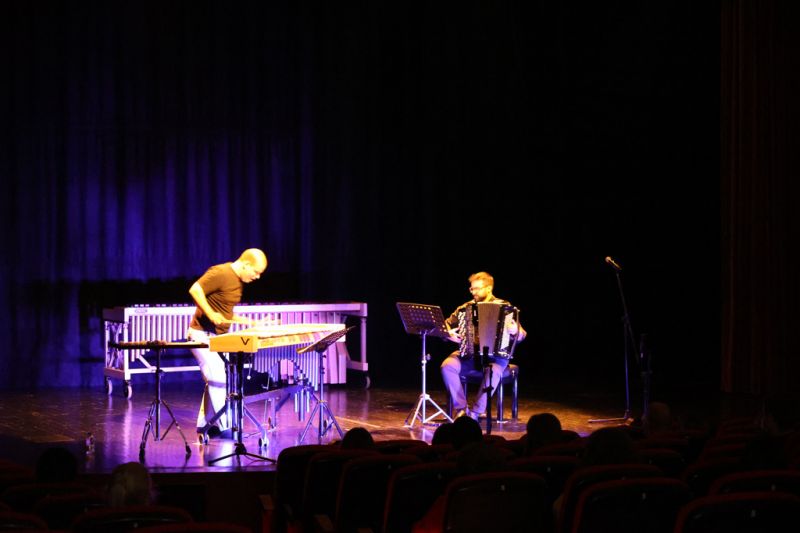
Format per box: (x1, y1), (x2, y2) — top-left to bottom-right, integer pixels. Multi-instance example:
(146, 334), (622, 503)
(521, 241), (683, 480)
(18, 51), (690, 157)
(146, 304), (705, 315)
(454, 409), (468, 419)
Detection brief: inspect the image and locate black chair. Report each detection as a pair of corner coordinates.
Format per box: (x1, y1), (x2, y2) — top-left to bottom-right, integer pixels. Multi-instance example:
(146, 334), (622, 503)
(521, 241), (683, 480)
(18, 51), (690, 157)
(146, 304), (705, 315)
(447, 363), (519, 422)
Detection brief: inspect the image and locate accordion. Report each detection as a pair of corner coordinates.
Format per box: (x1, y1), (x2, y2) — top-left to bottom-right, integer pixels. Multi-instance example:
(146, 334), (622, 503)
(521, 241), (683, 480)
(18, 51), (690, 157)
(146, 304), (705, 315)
(457, 301), (520, 359)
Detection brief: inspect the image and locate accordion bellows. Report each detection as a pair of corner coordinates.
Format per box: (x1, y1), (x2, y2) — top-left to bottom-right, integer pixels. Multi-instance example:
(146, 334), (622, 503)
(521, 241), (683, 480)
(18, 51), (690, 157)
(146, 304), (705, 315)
(457, 301), (519, 359)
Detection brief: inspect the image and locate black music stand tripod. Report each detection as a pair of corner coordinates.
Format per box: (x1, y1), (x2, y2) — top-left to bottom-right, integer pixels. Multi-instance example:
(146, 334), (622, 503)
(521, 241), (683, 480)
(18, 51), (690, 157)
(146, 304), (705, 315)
(111, 341), (195, 462)
(209, 350), (275, 465)
(299, 326), (355, 443)
(397, 303), (453, 428)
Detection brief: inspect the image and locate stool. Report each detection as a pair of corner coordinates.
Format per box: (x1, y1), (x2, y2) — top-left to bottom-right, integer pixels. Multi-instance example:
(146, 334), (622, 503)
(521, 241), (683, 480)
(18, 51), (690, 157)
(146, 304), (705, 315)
(448, 363), (519, 422)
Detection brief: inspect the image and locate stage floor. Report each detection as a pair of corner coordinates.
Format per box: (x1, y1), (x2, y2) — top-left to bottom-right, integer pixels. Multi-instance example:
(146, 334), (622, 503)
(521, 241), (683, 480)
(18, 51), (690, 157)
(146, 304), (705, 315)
(0, 376), (719, 475)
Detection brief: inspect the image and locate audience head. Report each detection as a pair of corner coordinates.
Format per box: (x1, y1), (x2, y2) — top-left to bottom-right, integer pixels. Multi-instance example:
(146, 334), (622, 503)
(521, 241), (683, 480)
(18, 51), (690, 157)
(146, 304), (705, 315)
(432, 422), (455, 445)
(579, 426), (641, 467)
(339, 427), (375, 450)
(108, 461), (154, 506)
(524, 412), (563, 453)
(36, 446), (78, 482)
(451, 415), (483, 450)
(643, 401), (675, 436)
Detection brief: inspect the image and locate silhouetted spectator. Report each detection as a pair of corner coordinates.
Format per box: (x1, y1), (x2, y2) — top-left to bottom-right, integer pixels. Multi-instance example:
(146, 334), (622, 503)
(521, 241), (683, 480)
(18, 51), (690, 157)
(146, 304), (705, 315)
(339, 427), (375, 450)
(643, 401), (677, 436)
(578, 426), (642, 467)
(523, 412), (564, 455)
(108, 462), (154, 506)
(35, 446), (78, 483)
(431, 422), (455, 445)
(451, 416), (483, 451)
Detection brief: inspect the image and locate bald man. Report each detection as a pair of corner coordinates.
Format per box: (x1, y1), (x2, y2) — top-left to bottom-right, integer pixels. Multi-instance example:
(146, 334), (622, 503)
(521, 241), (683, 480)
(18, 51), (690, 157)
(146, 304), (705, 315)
(186, 248), (268, 437)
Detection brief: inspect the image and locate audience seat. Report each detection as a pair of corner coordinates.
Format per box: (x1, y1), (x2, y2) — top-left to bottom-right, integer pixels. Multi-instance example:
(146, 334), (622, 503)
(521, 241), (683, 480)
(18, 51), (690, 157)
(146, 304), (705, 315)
(32, 491), (109, 530)
(70, 504), (193, 532)
(0, 509), (49, 531)
(414, 471), (548, 533)
(680, 457), (742, 498)
(709, 468), (800, 497)
(320, 453), (421, 533)
(382, 461), (458, 533)
(555, 463), (664, 533)
(267, 444), (331, 533)
(637, 447), (687, 478)
(137, 521), (252, 532)
(674, 491), (800, 533)
(570, 477), (691, 533)
(299, 449), (377, 531)
(0, 481), (94, 513)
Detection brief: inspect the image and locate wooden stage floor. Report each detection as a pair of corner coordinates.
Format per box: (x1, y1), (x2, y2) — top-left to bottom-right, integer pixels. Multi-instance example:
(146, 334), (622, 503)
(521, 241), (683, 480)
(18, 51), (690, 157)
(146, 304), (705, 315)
(0, 377), (727, 530)
(0, 377), (721, 475)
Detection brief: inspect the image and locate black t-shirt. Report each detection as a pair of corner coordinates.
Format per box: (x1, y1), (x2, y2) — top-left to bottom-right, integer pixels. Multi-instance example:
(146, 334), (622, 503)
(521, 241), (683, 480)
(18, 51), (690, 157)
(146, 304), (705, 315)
(189, 263), (243, 335)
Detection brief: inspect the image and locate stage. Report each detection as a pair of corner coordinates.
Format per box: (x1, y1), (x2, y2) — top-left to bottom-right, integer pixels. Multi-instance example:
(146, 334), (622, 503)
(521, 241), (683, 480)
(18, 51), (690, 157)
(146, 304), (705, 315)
(0, 378), (723, 530)
(0, 380), (658, 471)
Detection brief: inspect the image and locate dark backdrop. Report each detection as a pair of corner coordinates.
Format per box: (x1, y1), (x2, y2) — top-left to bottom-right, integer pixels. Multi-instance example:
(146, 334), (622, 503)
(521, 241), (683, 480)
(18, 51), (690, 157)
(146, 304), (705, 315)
(0, 1), (721, 406)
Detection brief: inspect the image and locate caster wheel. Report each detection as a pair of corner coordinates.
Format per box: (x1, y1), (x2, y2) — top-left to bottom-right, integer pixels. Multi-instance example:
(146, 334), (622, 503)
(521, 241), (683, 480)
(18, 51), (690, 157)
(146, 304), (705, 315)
(124, 381), (133, 399)
(258, 437), (268, 448)
(198, 433), (208, 445)
(104, 378), (113, 396)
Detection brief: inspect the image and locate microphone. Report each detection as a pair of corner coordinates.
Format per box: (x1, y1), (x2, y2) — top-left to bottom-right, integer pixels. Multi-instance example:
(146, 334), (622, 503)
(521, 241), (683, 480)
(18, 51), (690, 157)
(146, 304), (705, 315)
(605, 256), (622, 272)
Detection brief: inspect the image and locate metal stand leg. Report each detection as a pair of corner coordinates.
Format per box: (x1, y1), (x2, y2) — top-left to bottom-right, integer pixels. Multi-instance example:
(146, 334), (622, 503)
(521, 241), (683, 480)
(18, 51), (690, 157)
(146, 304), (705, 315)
(483, 361), (494, 435)
(140, 348), (191, 462)
(299, 349), (345, 443)
(405, 331), (452, 428)
(209, 352), (275, 465)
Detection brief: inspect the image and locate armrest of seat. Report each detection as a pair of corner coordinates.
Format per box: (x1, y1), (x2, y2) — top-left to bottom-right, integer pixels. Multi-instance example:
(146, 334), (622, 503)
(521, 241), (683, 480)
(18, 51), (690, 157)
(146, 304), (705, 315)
(259, 494), (276, 533)
(313, 513), (335, 533)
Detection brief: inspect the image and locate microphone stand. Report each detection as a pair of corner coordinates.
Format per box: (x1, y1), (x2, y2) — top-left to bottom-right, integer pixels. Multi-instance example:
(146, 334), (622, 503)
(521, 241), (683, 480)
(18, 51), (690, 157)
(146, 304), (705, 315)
(589, 265), (636, 424)
(639, 334), (652, 423)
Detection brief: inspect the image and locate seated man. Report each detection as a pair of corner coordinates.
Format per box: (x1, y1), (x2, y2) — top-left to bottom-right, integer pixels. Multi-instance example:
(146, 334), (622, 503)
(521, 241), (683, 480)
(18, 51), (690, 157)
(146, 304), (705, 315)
(440, 271), (526, 421)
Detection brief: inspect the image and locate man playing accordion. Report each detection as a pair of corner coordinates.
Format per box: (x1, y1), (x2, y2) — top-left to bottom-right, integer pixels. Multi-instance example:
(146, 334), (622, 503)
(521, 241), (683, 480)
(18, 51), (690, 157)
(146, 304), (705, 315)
(441, 271), (527, 421)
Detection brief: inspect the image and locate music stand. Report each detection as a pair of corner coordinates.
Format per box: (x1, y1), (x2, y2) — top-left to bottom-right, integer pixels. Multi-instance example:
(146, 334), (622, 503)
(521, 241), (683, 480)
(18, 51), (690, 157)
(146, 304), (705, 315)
(110, 340), (197, 462)
(298, 326), (355, 443)
(209, 349), (275, 465)
(396, 303), (452, 428)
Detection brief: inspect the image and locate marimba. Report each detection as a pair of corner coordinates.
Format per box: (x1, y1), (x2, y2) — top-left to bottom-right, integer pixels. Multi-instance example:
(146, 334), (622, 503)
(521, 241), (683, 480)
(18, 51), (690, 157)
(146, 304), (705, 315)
(103, 302), (368, 398)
